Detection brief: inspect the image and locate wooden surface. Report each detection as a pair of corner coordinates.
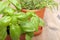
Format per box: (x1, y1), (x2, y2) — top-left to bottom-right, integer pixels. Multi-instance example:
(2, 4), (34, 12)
(32, 0), (60, 40)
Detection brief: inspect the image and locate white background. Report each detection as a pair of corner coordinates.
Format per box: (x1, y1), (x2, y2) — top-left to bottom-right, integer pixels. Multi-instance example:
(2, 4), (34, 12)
(32, 0), (60, 40)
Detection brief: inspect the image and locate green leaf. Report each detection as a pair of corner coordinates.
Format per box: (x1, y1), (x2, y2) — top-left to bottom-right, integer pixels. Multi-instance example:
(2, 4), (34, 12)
(0, 28), (7, 40)
(39, 18), (45, 27)
(30, 16), (40, 31)
(10, 16), (18, 24)
(25, 32), (33, 40)
(26, 32), (34, 37)
(16, 12), (32, 21)
(8, 0), (21, 10)
(3, 7), (15, 16)
(10, 24), (21, 40)
(0, 1), (9, 13)
(0, 16), (11, 40)
(25, 34), (32, 40)
(0, 16), (11, 27)
(20, 21), (35, 32)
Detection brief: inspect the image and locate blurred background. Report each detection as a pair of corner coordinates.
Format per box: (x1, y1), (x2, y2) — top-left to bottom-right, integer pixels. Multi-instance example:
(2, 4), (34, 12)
(32, 0), (60, 40)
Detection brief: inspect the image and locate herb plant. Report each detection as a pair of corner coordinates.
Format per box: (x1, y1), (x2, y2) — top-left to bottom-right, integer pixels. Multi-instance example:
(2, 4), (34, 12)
(19, 0), (58, 10)
(0, 0), (45, 40)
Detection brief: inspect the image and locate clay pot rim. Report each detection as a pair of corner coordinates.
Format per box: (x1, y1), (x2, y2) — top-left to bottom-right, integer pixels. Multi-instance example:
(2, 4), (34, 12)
(34, 27), (43, 36)
(21, 7), (46, 12)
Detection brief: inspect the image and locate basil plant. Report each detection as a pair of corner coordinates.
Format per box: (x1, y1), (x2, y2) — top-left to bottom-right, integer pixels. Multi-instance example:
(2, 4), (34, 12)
(0, 0), (45, 40)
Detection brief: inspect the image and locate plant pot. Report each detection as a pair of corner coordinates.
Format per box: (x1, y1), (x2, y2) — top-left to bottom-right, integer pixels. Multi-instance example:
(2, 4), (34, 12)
(21, 8), (45, 36)
(20, 34), (25, 40)
(5, 34), (25, 40)
(5, 35), (11, 40)
(5, 27), (42, 40)
(21, 8), (45, 19)
(34, 27), (42, 36)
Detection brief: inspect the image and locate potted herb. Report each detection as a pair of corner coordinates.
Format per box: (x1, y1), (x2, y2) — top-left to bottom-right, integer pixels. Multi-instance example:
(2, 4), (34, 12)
(0, 0), (45, 40)
(18, 0), (57, 18)
(12, 0), (57, 36)
(17, 0), (57, 36)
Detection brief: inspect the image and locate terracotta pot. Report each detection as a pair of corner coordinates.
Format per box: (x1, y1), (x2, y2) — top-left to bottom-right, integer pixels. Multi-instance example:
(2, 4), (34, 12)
(5, 35), (25, 40)
(5, 35), (11, 40)
(21, 8), (45, 36)
(21, 8), (45, 19)
(34, 27), (43, 36)
(20, 34), (25, 40)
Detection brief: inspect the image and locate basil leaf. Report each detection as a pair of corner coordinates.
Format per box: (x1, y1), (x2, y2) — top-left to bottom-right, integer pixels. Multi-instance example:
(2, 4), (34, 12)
(25, 34), (31, 40)
(0, 16), (11, 27)
(11, 16), (18, 24)
(0, 1), (9, 13)
(20, 21), (35, 32)
(25, 32), (33, 40)
(30, 16), (40, 31)
(39, 18), (45, 27)
(0, 29), (7, 40)
(8, 0), (21, 10)
(26, 32), (34, 37)
(16, 12), (32, 21)
(10, 24), (21, 40)
(3, 7), (15, 16)
(0, 16), (11, 40)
